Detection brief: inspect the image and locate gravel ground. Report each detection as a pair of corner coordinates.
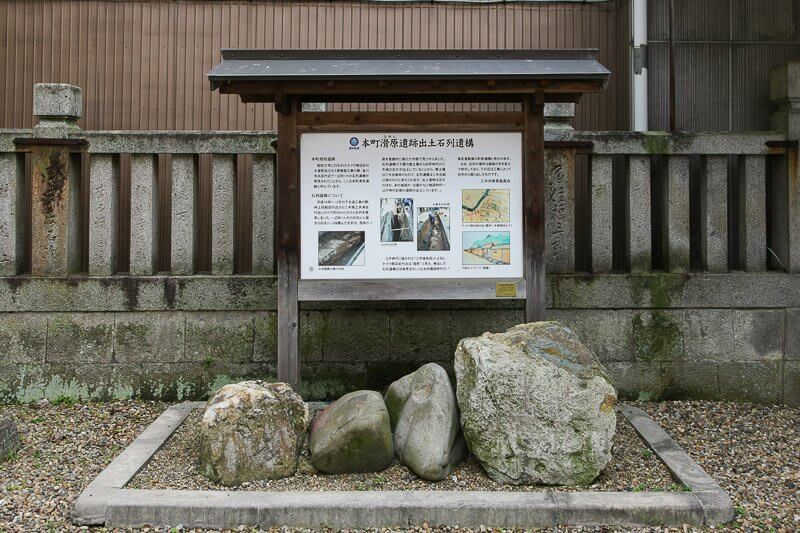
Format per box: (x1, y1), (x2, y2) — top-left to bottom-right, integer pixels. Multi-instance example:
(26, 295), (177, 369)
(637, 401), (799, 532)
(0, 400), (796, 532)
(0, 399), (164, 532)
(130, 411), (676, 493)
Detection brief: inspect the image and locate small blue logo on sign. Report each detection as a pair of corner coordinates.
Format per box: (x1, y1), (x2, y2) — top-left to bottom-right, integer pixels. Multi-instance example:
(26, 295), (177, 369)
(349, 137), (359, 147)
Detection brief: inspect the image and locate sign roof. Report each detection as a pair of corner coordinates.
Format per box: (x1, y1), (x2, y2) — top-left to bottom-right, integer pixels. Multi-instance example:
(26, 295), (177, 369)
(208, 49), (610, 89)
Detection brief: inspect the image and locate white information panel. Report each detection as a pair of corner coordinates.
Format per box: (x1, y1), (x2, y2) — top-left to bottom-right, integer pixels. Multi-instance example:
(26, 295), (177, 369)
(300, 132), (523, 280)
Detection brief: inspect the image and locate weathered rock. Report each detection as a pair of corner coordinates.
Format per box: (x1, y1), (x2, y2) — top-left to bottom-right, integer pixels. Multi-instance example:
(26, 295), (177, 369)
(309, 390), (393, 474)
(385, 363), (466, 481)
(199, 381), (308, 486)
(454, 321), (617, 486)
(0, 417), (20, 461)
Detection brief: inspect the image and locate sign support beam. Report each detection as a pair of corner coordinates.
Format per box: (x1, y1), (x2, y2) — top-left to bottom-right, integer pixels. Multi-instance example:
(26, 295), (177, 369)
(523, 96), (547, 321)
(276, 97), (301, 391)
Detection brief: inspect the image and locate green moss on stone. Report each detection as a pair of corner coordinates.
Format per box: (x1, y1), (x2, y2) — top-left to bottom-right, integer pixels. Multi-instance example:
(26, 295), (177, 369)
(642, 132), (670, 155)
(114, 321), (150, 350)
(629, 273), (686, 308)
(569, 438), (599, 486)
(632, 311), (682, 362)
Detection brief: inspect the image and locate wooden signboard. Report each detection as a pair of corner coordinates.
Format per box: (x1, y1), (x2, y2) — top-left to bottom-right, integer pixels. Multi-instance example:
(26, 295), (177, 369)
(208, 49), (609, 390)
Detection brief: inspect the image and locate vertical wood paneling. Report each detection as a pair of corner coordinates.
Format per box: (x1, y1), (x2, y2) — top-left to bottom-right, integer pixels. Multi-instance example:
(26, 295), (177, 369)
(0, 0), (628, 132)
(649, 0), (800, 132)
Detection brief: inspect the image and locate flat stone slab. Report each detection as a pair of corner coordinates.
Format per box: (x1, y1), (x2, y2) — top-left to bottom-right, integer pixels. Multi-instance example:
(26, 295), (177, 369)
(73, 403), (734, 529)
(0, 417), (20, 460)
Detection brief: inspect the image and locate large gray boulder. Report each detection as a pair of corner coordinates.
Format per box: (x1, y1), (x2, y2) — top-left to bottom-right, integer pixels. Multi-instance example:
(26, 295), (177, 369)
(199, 381), (308, 486)
(309, 390), (393, 474)
(455, 321), (617, 486)
(385, 363), (466, 481)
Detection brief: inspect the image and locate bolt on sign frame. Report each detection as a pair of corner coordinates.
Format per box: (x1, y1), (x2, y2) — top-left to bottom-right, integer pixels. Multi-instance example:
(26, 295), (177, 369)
(209, 49), (609, 390)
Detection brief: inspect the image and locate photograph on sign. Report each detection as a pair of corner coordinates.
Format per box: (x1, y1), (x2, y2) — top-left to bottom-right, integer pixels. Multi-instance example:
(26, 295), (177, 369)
(318, 231), (365, 266)
(417, 206), (451, 252)
(380, 198), (414, 242)
(300, 132), (523, 279)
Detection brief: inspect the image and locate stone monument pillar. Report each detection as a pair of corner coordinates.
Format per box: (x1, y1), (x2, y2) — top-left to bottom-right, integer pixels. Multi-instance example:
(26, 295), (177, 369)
(544, 103), (576, 273)
(15, 83), (87, 276)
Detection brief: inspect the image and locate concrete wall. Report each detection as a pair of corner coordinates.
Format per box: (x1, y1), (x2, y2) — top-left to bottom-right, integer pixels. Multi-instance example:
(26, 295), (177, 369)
(0, 273), (797, 406)
(2, 83), (799, 406)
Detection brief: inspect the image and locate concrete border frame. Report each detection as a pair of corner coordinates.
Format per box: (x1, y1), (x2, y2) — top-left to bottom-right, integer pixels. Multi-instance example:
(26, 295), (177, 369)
(73, 403), (734, 529)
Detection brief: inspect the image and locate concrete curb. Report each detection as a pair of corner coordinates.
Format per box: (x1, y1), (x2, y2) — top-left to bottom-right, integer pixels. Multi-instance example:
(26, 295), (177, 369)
(104, 489), (705, 529)
(72, 401), (203, 525)
(73, 403), (735, 529)
(619, 405), (735, 525)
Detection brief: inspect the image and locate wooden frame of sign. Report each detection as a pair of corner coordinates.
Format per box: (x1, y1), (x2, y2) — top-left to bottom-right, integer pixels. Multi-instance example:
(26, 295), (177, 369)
(215, 70), (606, 390)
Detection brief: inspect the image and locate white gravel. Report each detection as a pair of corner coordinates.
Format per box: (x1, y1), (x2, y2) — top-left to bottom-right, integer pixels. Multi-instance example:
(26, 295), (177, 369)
(131, 410), (676, 493)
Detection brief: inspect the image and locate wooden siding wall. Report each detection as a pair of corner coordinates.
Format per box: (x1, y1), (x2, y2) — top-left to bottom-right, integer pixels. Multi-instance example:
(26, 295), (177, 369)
(0, 0), (630, 132)
(648, 0), (800, 131)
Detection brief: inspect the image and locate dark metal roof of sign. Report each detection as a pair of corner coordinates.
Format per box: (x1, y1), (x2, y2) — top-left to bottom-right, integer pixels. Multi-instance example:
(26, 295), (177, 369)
(208, 49), (610, 89)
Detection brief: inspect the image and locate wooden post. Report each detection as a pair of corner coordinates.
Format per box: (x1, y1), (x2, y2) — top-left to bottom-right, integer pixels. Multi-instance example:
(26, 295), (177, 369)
(523, 96), (546, 322)
(276, 97), (301, 391)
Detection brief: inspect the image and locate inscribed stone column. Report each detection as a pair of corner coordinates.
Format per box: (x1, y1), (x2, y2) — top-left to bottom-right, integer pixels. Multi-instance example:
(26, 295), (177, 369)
(170, 154), (197, 275)
(702, 156), (728, 272)
(738, 155), (767, 271)
(88, 155), (118, 275)
(17, 84), (85, 276)
(590, 155), (613, 272)
(628, 155), (652, 271)
(0, 154), (23, 275)
(666, 155), (690, 272)
(129, 154), (158, 275)
(251, 154), (275, 274)
(545, 148), (576, 272)
(544, 103), (576, 273)
(211, 154), (236, 275)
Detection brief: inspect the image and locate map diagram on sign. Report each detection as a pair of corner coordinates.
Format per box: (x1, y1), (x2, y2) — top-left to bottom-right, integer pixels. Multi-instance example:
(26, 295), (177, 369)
(461, 189), (511, 223)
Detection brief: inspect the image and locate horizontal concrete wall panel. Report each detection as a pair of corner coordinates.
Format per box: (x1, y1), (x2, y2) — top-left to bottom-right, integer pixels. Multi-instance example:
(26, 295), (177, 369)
(0, 277), (279, 313)
(184, 312), (255, 365)
(0, 273), (797, 404)
(46, 313), (114, 364)
(0, 313), (47, 364)
(717, 361), (783, 405)
(785, 361), (800, 407)
(113, 312), (185, 364)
